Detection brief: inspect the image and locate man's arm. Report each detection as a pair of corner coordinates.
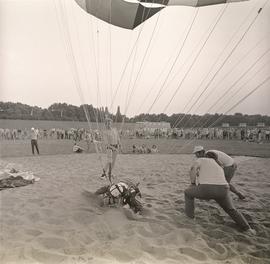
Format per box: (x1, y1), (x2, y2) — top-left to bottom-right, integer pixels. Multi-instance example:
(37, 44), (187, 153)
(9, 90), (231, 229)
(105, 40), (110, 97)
(189, 161), (200, 184)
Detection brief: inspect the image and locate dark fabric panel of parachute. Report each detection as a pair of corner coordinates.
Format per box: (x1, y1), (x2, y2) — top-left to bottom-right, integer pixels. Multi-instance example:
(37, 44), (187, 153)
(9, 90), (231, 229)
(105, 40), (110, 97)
(74, 0), (248, 29)
(74, 0), (164, 30)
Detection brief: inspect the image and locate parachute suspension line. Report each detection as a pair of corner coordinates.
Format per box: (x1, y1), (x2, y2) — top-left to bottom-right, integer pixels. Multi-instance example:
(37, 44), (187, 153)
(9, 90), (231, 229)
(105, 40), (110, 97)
(124, 0), (166, 114)
(135, 5), (225, 116)
(131, 4), (225, 148)
(179, 32), (270, 128)
(168, 53), (270, 153)
(108, 0), (113, 111)
(213, 75), (270, 121)
(146, 8), (200, 114)
(161, 4), (228, 115)
(201, 48), (270, 115)
(121, 0), (166, 131)
(122, 43), (139, 124)
(183, 50), (270, 131)
(159, 5), (228, 153)
(114, 3), (156, 151)
(59, 1), (106, 175)
(170, 2), (261, 129)
(109, 4), (152, 114)
(54, 0), (92, 130)
(92, 1), (112, 182)
(171, 1), (268, 130)
(85, 0), (103, 131)
(121, 0), (152, 120)
(213, 59), (270, 116)
(83, 2), (105, 176)
(95, 0), (104, 129)
(205, 75), (270, 128)
(70, 2), (99, 132)
(73, 0), (105, 175)
(54, 0), (104, 184)
(173, 74), (270, 154)
(86, 4), (100, 132)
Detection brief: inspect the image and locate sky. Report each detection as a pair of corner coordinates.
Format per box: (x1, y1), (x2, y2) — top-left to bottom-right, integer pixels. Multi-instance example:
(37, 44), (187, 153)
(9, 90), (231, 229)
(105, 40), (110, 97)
(0, 0), (270, 117)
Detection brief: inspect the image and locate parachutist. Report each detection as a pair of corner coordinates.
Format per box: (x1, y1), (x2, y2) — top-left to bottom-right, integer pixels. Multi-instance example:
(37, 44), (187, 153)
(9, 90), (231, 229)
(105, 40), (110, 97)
(102, 116), (121, 180)
(95, 180), (143, 214)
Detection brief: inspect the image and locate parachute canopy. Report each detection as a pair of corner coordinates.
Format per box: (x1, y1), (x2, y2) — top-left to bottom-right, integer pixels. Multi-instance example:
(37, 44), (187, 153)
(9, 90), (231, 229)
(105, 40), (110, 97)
(74, 0), (248, 29)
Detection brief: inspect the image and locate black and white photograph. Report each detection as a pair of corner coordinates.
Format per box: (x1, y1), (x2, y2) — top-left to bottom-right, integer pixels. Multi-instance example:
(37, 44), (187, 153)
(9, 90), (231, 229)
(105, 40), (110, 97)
(0, 0), (270, 263)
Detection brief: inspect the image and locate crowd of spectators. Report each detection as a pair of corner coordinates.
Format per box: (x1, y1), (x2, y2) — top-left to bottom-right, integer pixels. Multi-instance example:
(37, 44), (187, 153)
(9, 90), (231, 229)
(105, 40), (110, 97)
(122, 127), (270, 143)
(0, 126), (269, 143)
(132, 144), (159, 154)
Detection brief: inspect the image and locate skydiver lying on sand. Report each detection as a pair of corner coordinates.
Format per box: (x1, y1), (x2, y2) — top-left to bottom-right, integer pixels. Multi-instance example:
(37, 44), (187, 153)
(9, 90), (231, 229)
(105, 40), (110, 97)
(95, 179), (143, 214)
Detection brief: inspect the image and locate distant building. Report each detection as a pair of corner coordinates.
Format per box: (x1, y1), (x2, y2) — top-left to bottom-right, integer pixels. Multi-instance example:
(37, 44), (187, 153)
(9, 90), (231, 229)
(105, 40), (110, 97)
(239, 123), (247, 127)
(135, 121), (171, 131)
(222, 123), (229, 128)
(257, 122), (265, 127)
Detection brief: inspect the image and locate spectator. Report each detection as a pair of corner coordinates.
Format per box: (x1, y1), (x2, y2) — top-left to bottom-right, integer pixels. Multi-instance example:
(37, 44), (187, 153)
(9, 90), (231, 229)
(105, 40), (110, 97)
(30, 127), (40, 155)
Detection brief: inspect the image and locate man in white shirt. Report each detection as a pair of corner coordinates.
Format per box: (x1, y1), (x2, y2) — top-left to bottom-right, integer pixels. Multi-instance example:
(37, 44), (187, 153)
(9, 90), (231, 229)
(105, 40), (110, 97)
(192, 146), (245, 200)
(185, 152), (255, 234)
(30, 127), (39, 155)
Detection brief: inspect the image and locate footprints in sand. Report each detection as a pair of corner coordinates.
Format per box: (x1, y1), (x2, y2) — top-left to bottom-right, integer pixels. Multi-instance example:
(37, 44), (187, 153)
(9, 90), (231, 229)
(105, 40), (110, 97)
(178, 247), (207, 261)
(2, 155), (270, 263)
(36, 237), (69, 250)
(25, 229), (42, 237)
(31, 248), (68, 264)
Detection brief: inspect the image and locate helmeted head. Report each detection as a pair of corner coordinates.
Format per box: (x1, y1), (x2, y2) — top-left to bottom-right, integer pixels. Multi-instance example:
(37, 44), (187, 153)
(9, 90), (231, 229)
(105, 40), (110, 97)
(192, 145), (205, 158)
(31, 127), (35, 131)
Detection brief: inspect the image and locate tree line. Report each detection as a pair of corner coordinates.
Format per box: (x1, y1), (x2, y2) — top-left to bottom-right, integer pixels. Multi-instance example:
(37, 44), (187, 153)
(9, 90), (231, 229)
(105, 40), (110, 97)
(0, 102), (269, 127)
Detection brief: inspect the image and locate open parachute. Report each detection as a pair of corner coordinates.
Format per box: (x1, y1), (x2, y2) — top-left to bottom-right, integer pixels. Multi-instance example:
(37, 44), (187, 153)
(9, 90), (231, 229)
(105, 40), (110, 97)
(74, 0), (248, 29)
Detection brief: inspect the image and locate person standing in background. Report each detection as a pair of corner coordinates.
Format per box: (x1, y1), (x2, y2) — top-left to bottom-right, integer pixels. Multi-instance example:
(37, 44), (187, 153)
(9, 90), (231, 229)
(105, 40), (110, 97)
(30, 127), (40, 155)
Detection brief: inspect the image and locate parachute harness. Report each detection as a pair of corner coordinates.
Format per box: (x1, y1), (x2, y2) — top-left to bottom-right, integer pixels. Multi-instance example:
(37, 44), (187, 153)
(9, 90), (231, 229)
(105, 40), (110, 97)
(101, 182), (143, 213)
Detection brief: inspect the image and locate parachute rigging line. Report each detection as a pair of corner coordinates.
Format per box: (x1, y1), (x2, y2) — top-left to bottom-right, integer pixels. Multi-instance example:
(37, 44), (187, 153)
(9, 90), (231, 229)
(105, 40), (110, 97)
(85, 3), (101, 131)
(142, 4), (228, 147)
(71, 2), (100, 130)
(167, 49), (270, 153)
(108, 0), (113, 110)
(178, 31), (270, 129)
(124, 0), (166, 113)
(169, 62), (270, 153)
(135, 5), (227, 115)
(109, 3), (156, 114)
(170, 1), (261, 129)
(171, 1), (269, 129)
(122, 42), (140, 123)
(146, 7), (200, 114)
(57, 0), (108, 176)
(185, 50), (270, 130)
(172, 74), (270, 154)
(213, 59), (270, 116)
(161, 4), (229, 114)
(131, 4), (226, 149)
(121, 0), (166, 130)
(54, 0), (92, 130)
(201, 48), (270, 115)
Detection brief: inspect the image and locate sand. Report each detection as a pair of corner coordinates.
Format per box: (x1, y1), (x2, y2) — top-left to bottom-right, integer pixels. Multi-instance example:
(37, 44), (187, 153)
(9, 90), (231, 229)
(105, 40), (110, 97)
(0, 153), (270, 264)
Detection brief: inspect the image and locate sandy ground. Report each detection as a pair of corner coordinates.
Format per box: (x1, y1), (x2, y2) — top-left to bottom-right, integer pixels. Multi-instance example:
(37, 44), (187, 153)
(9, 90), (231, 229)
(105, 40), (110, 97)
(0, 152), (270, 264)
(1, 139), (270, 158)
